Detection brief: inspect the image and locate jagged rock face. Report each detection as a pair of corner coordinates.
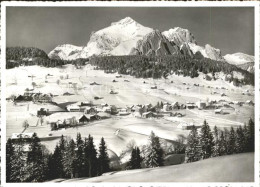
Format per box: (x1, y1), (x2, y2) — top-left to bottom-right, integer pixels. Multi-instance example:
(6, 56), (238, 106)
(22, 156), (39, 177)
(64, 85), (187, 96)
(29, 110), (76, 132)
(204, 44), (223, 61)
(48, 44), (83, 60)
(162, 27), (197, 46)
(132, 30), (180, 56)
(180, 43), (194, 58)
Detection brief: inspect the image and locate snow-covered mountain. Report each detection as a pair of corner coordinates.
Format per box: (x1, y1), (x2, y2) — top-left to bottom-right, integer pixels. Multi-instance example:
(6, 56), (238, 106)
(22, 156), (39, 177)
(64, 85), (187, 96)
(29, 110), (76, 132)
(48, 17), (250, 64)
(223, 53), (254, 72)
(48, 44), (83, 60)
(223, 53), (254, 65)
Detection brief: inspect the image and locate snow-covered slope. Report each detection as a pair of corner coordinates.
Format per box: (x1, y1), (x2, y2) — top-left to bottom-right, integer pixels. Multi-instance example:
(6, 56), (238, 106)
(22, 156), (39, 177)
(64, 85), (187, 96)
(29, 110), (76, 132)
(224, 53), (254, 65)
(80, 17), (153, 58)
(224, 53), (254, 72)
(48, 44), (83, 60)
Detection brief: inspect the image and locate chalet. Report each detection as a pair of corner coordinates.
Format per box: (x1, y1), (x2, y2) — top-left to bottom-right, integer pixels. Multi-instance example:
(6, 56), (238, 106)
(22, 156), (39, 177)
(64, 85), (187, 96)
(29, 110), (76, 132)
(67, 104), (80, 112)
(84, 106), (97, 115)
(78, 115), (90, 124)
(33, 93), (52, 103)
(63, 92), (74, 96)
(142, 111), (157, 118)
(103, 106), (112, 113)
(81, 101), (92, 107)
(171, 102), (179, 109)
(90, 82), (100, 85)
(246, 100), (254, 106)
(186, 102), (196, 109)
(14, 95), (33, 102)
(221, 93), (226, 97)
(110, 90), (118, 94)
(119, 108), (130, 116)
(196, 101), (206, 110)
(151, 86), (157, 89)
(171, 112), (184, 117)
(116, 75), (122, 78)
(11, 133), (34, 140)
(89, 114), (101, 121)
(215, 109), (223, 114)
(163, 103), (171, 112)
(37, 108), (48, 116)
(177, 123), (195, 130)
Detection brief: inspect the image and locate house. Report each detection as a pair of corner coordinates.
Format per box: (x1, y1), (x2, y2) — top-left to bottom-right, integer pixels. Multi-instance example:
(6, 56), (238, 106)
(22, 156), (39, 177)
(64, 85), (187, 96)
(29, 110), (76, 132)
(11, 133), (34, 140)
(81, 101), (92, 106)
(37, 108), (48, 116)
(90, 82), (100, 85)
(14, 95), (33, 102)
(142, 111), (157, 118)
(177, 123), (195, 130)
(78, 115), (89, 124)
(215, 109), (223, 114)
(84, 106), (97, 115)
(246, 100), (254, 106)
(163, 104), (171, 112)
(33, 93), (52, 103)
(103, 106), (112, 113)
(151, 86), (157, 89)
(119, 108), (130, 116)
(116, 75), (122, 78)
(221, 93), (226, 97)
(171, 102), (179, 109)
(186, 102), (196, 109)
(67, 104), (80, 112)
(63, 92), (74, 96)
(196, 101), (206, 110)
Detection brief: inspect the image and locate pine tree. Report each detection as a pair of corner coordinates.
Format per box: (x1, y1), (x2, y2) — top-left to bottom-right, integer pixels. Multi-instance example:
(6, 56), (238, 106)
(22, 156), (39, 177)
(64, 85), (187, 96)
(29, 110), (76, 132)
(236, 126), (246, 153)
(6, 138), (14, 182)
(247, 118), (255, 152)
(84, 135), (98, 177)
(97, 137), (110, 175)
(145, 131), (164, 167)
(199, 120), (214, 159)
(185, 126), (201, 162)
(219, 131), (227, 156)
(26, 133), (45, 182)
(75, 133), (84, 177)
(10, 136), (27, 182)
(127, 147), (142, 169)
(58, 135), (67, 177)
(63, 139), (76, 178)
(227, 127), (236, 155)
(51, 145), (63, 179)
(212, 126), (220, 157)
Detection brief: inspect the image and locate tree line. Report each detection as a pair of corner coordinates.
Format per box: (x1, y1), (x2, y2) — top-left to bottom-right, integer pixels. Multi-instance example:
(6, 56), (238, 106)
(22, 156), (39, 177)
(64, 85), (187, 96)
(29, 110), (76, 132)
(185, 118), (255, 163)
(89, 55), (254, 86)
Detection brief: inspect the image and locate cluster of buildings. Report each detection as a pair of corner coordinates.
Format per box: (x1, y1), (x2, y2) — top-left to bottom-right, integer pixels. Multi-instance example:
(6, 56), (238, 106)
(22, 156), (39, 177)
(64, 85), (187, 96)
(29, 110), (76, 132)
(13, 89), (53, 103)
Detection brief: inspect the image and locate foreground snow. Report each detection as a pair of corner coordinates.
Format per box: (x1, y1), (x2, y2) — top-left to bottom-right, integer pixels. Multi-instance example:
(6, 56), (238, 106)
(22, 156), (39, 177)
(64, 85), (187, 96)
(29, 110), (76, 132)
(48, 153), (254, 182)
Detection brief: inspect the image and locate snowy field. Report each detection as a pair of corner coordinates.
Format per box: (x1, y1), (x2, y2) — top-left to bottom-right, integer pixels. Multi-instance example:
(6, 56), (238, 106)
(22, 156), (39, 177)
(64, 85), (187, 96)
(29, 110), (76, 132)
(6, 65), (255, 159)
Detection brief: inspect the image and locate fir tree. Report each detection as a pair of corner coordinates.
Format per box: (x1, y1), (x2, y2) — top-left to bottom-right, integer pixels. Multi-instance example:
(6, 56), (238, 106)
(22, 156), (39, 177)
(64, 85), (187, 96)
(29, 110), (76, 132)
(84, 135), (98, 177)
(145, 131), (164, 167)
(63, 139), (76, 178)
(212, 126), (220, 157)
(75, 133), (84, 177)
(185, 126), (201, 163)
(236, 126), (246, 153)
(97, 137), (110, 175)
(10, 136), (27, 182)
(219, 131), (227, 156)
(127, 147), (142, 169)
(50, 145), (63, 179)
(6, 138), (14, 182)
(58, 135), (66, 177)
(199, 120), (214, 159)
(247, 118), (255, 152)
(227, 127), (236, 155)
(26, 133), (45, 182)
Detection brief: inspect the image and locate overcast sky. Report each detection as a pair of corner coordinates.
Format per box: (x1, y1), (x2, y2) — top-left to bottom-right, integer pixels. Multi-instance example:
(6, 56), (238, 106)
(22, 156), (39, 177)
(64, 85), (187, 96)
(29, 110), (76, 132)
(6, 7), (254, 55)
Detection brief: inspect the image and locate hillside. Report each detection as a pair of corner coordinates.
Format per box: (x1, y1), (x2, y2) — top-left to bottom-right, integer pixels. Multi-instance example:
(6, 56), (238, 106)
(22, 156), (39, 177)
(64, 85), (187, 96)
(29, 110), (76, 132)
(49, 153), (254, 182)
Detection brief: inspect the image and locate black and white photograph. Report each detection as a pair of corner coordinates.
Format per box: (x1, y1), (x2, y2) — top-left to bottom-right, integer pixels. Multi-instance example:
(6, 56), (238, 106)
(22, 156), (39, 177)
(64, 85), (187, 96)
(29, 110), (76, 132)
(1, 1), (259, 185)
